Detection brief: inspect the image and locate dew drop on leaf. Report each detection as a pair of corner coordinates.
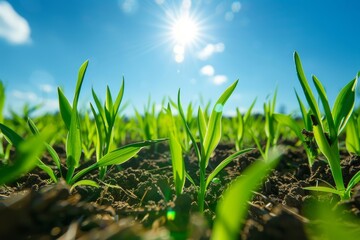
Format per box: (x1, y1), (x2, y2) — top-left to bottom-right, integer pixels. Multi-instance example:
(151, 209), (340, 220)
(215, 103), (223, 113)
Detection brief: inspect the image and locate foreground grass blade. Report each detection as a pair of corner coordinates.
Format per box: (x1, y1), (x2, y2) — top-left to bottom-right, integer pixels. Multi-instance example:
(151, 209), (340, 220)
(211, 148), (281, 240)
(203, 80), (238, 167)
(0, 132), (49, 185)
(305, 200), (360, 240)
(0, 123), (58, 182)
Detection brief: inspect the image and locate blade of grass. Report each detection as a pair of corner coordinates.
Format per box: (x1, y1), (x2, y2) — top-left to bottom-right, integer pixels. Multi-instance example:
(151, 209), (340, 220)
(205, 148), (254, 189)
(332, 77), (357, 135)
(211, 148), (281, 240)
(203, 80), (238, 167)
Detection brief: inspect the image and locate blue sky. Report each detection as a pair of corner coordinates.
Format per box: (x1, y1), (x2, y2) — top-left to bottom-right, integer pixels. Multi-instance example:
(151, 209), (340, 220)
(1, 0), (360, 117)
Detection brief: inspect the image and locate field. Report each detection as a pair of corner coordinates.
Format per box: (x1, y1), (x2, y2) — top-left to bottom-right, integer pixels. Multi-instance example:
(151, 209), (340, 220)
(1, 53), (360, 240)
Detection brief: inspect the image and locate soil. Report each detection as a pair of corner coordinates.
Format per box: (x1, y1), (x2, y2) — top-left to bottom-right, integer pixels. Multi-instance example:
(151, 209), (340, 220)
(1, 141), (360, 240)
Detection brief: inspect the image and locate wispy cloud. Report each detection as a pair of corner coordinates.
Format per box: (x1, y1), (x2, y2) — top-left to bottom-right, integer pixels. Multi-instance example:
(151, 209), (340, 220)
(199, 64), (228, 85)
(197, 42), (225, 60)
(29, 70), (56, 93)
(212, 75), (228, 85)
(11, 90), (37, 101)
(39, 84), (54, 93)
(200, 65), (215, 77)
(10, 89), (58, 115)
(0, 1), (31, 44)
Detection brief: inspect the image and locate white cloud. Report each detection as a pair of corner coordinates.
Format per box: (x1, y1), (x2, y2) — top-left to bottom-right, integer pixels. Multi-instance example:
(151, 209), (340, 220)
(0, 1), (31, 44)
(39, 84), (54, 93)
(200, 65), (215, 77)
(212, 75), (228, 85)
(197, 42), (225, 60)
(11, 90), (38, 101)
(29, 70), (56, 93)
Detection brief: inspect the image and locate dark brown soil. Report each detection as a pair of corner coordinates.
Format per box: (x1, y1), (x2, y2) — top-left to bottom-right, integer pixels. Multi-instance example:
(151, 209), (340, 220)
(1, 142), (360, 239)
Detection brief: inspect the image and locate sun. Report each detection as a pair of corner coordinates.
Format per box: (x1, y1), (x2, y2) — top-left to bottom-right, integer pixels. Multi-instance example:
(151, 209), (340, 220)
(171, 14), (199, 45)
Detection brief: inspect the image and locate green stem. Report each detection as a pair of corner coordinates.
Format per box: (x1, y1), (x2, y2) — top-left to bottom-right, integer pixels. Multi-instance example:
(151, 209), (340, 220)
(198, 167), (206, 213)
(66, 165), (75, 184)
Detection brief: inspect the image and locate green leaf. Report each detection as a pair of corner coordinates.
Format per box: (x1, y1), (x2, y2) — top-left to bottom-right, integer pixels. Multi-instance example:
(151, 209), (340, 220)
(90, 103), (105, 160)
(57, 87), (72, 130)
(211, 148), (281, 240)
(274, 114), (304, 142)
(37, 159), (58, 183)
(303, 186), (343, 196)
(294, 52), (321, 124)
(66, 60), (88, 182)
(178, 89), (201, 161)
(345, 115), (360, 154)
(167, 105), (185, 195)
(198, 107), (207, 144)
(27, 118), (62, 174)
(202, 80), (238, 167)
(206, 148), (254, 189)
(0, 132), (49, 185)
(70, 179), (99, 192)
(295, 90), (312, 130)
(70, 139), (166, 184)
(346, 170), (360, 194)
(92, 88), (107, 128)
(27, 118), (40, 135)
(112, 78), (125, 118)
(312, 120), (345, 192)
(0, 123), (23, 147)
(332, 77), (357, 135)
(312, 75), (336, 142)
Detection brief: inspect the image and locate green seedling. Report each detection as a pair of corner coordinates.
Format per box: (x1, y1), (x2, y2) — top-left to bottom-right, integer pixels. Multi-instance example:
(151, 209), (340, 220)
(251, 90), (279, 160)
(81, 110), (97, 161)
(177, 80), (254, 212)
(91, 79), (125, 179)
(168, 99), (197, 153)
(0, 60), (166, 189)
(235, 98), (256, 151)
(211, 148), (281, 240)
(274, 103), (317, 166)
(134, 96), (159, 142)
(295, 51), (360, 200)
